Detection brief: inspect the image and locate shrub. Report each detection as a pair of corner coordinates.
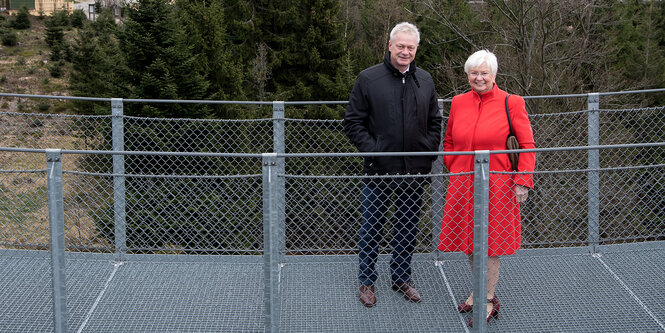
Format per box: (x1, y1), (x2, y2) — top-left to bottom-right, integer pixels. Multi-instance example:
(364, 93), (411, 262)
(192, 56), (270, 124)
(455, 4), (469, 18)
(38, 102), (50, 111)
(48, 61), (64, 78)
(10, 7), (31, 30)
(71, 9), (87, 28)
(45, 25), (64, 49)
(1, 31), (18, 47)
(47, 9), (70, 28)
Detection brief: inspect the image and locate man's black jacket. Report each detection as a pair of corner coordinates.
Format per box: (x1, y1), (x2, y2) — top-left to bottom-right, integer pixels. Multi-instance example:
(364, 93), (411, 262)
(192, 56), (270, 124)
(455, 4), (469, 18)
(344, 52), (442, 176)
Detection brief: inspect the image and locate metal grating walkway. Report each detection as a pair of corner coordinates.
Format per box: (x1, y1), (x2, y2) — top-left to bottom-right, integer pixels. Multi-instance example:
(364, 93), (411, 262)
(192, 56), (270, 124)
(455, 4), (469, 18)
(2, 242), (664, 332)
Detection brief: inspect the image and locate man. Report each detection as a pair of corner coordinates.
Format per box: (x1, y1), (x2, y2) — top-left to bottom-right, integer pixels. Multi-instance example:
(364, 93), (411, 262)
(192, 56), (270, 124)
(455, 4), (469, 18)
(344, 22), (442, 307)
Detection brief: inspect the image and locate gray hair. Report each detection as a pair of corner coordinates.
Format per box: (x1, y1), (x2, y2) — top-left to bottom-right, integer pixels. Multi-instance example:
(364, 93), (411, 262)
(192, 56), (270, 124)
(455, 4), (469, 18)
(464, 49), (498, 75)
(390, 22), (420, 44)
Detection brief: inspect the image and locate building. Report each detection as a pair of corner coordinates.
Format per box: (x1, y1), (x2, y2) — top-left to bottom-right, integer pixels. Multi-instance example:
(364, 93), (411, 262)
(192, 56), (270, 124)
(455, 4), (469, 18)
(5, 0), (73, 15)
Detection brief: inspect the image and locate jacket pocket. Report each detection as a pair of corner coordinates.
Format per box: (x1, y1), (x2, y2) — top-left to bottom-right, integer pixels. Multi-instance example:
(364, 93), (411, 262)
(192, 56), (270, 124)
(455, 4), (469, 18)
(373, 135), (383, 152)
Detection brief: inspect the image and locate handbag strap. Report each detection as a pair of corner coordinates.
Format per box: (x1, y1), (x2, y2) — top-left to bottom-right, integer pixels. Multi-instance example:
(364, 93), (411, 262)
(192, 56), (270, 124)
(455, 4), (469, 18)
(505, 94), (515, 136)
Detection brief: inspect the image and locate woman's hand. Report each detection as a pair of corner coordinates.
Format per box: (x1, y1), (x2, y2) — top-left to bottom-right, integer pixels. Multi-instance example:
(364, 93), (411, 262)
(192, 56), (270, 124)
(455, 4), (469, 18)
(515, 184), (529, 203)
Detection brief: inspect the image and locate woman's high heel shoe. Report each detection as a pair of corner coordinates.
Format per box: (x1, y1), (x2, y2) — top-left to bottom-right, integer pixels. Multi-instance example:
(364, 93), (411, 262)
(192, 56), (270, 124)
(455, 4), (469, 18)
(458, 295), (499, 313)
(457, 301), (473, 313)
(467, 298), (500, 327)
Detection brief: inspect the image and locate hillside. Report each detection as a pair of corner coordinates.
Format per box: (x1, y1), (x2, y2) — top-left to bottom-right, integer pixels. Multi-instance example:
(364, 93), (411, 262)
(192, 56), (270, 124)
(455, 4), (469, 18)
(0, 11), (74, 114)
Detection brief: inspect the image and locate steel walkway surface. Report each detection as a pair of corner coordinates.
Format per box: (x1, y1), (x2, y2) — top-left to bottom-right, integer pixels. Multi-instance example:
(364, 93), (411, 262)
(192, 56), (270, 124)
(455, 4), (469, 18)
(2, 242), (664, 332)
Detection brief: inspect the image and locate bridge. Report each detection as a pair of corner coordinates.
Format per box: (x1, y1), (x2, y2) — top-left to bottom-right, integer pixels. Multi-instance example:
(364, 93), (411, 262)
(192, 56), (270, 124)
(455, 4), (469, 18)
(1, 90), (664, 332)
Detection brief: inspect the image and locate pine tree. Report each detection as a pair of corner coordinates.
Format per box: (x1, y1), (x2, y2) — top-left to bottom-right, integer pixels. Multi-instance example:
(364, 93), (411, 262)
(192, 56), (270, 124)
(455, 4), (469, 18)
(251, 0), (350, 102)
(118, 0), (209, 118)
(69, 9), (125, 107)
(176, 0), (247, 117)
(10, 6), (31, 29)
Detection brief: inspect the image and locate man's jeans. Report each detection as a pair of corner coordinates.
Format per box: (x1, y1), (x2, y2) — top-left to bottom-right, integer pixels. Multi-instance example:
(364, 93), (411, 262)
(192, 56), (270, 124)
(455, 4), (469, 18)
(358, 182), (424, 286)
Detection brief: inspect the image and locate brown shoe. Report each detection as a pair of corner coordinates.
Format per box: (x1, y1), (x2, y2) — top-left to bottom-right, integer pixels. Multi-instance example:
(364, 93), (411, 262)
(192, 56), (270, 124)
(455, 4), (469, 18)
(359, 284), (376, 307)
(391, 281), (421, 303)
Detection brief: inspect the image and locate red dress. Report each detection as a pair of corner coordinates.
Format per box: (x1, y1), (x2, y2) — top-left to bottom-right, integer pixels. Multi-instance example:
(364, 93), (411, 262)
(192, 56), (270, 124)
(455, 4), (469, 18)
(438, 84), (535, 256)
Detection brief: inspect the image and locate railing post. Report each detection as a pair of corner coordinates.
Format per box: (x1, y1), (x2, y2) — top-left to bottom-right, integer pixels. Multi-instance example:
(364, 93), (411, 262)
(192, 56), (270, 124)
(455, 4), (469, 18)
(112, 98), (126, 260)
(46, 149), (68, 333)
(471, 150), (490, 333)
(262, 153), (281, 333)
(432, 99), (445, 249)
(272, 101), (286, 256)
(587, 93), (600, 252)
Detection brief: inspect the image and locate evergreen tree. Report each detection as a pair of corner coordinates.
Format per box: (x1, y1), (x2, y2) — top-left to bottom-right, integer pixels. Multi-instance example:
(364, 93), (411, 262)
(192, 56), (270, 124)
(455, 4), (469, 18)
(69, 8), (126, 108)
(253, 0), (351, 102)
(608, 1), (665, 91)
(176, 0), (247, 117)
(45, 9), (72, 62)
(10, 6), (31, 29)
(118, 0), (209, 118)
(71, 9), (87, 28)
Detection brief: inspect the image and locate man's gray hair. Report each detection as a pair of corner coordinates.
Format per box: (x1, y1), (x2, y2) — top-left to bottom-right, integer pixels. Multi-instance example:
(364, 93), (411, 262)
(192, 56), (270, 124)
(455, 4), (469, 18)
(464, 49), (498, 75)
(390, 22), (420, 43)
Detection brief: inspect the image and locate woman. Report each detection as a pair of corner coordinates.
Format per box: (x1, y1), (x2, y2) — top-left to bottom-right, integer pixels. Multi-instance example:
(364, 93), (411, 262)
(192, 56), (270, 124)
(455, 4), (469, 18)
(438, 50), (535, 326)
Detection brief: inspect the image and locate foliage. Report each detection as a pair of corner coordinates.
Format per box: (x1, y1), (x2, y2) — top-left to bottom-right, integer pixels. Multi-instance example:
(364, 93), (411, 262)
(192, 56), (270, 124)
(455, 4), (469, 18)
(175, 0), (245, 118)
(45, 9), (73, 63)
(118, 0), (209, 118)
(1, 29), (17, 46)
(9, 7), (30, 29)
(606, 1), (665, 95)
(69, 8), (125, 108)
(47, 9), (70, 28)
(71, 9), (87, 28)
(48, 60), (64, 78)
(37, 0), (665, 254)
(94, 177), (263, 254)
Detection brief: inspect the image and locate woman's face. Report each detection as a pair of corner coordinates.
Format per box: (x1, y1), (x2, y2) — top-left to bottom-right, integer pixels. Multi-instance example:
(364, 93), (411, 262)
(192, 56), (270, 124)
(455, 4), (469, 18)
(467, 63), (496, 94)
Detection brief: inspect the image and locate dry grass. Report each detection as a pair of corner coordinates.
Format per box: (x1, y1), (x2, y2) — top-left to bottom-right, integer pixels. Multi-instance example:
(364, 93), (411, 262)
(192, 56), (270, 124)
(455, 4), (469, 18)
(1, 14), (111, 248)
(1, 119), (113, 250)
(0, 12), (73, 108)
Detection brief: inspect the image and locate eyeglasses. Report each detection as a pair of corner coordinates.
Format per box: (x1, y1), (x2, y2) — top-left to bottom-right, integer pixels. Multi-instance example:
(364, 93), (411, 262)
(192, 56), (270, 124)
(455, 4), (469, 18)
(469, 71), (491, 78)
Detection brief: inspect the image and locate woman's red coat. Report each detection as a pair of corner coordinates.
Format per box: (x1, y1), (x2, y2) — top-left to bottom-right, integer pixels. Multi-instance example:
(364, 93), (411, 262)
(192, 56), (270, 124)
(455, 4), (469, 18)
(438, 84), (536, 256)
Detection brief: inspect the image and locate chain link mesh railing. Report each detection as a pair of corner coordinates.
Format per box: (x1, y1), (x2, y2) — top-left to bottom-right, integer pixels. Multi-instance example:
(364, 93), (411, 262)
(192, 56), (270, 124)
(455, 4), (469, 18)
(1, 91), (665, 332)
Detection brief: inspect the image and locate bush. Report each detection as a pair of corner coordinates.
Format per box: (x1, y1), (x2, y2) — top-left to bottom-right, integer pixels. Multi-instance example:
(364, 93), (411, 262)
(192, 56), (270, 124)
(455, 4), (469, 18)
(45, 25), (64, 48)
(10, 7), (31, 30)
(48, 61), (64, 78)
(1, 30), (18, 46)
(94, 177), (263, 254)
(38, 101), (50, 111)
(71, 9), (87, 28)
(47, 9), (70, 28)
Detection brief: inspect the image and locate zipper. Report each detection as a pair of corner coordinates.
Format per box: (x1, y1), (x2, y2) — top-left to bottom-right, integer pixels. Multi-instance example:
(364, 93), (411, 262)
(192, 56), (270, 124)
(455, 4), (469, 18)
(401, 75), (406, 170)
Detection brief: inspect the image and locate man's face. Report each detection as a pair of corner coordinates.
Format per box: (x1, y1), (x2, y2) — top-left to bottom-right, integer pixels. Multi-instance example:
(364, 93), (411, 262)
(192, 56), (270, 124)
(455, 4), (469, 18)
(388, 31), (418, 72)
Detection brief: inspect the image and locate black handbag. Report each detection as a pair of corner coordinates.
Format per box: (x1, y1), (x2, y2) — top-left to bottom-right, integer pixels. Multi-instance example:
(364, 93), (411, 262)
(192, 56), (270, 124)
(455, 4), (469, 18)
(505, 94), (520, 171)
